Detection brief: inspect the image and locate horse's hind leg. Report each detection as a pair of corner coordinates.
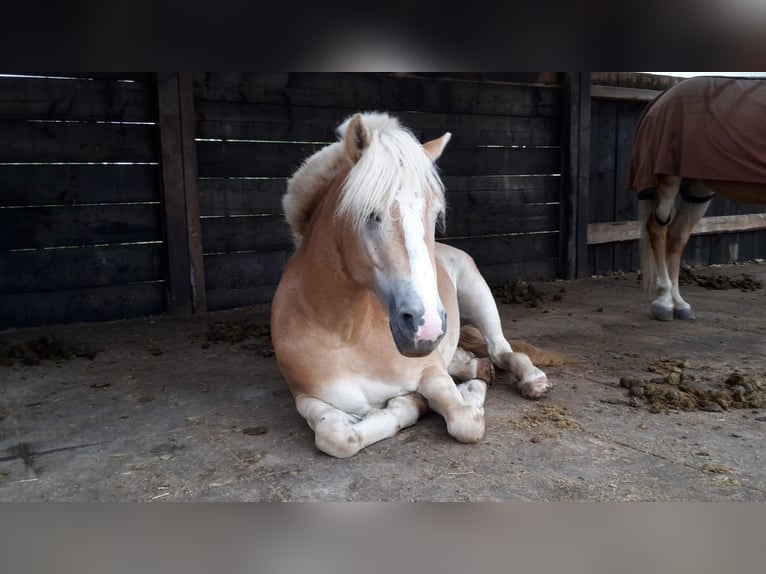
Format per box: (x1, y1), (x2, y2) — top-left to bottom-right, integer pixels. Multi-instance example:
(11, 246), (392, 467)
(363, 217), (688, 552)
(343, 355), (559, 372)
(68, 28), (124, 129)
(644, 175), (682, 321)
(437, 244), (551, 399)
(448, 347), (494, 384)
(666, 180), (714, 319)
(296, 393), (428, 458)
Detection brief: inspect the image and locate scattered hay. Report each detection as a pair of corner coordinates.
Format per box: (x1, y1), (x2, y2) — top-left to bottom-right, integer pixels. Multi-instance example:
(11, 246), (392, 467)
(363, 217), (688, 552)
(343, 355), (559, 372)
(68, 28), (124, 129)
(0, 334), (96, 366)
(206, 320), (274, 357)
(510, 404), (577, 430)
(618, 360), (765, 413)
(678, 268), (762, 291)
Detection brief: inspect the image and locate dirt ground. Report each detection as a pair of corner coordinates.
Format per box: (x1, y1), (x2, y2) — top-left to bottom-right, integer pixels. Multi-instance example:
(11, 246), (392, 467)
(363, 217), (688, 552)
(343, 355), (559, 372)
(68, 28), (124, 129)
(1, 262), (765, 501)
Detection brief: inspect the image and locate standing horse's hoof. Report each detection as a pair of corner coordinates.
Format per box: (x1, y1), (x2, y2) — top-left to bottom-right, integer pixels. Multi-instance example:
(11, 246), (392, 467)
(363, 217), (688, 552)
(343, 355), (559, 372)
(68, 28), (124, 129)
(650, 303), (674, 321)
(673, 307), (696, 320)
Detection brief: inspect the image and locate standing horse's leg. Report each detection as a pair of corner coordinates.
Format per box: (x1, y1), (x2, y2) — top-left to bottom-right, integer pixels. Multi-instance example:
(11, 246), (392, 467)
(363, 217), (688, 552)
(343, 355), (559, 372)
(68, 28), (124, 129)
(666, 180), (714, 319)
(643, 175), (682, 321)
(437, 244), (551, 399)
(296, 393), (428, 458)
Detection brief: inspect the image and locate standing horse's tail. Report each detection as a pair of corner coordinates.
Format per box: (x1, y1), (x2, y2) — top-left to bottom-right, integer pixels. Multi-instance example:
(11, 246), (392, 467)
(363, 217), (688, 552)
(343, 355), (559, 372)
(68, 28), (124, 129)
(459, 325), (569, 367)
(638, 196), (657, 292)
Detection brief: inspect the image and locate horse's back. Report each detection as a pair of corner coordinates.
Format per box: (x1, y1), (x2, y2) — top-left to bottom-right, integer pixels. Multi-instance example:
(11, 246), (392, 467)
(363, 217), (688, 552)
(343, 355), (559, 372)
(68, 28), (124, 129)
(628, 76), (766, 194)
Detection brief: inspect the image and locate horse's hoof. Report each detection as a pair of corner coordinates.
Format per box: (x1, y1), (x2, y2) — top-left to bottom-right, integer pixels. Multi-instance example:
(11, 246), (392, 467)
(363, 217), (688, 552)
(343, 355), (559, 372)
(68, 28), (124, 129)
(475, 358), (495, 385)
(673, 307), (695, 320)
(650, 303), (674, 321)
(519, 375), (552, 400)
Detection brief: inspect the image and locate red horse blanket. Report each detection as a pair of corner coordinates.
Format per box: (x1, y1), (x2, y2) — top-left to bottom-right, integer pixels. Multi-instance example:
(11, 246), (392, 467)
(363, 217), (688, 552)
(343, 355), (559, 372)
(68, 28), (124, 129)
(627, 76), (766, 192)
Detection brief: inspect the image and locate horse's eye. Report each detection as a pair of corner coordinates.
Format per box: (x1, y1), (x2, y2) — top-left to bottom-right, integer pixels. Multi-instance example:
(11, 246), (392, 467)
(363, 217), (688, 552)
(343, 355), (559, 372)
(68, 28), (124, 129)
(367, 212), (382, 224)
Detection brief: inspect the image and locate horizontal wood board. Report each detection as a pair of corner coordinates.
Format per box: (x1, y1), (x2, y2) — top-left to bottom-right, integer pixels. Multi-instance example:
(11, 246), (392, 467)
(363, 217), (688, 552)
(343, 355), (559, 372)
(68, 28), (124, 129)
(0, 72), (166, 328)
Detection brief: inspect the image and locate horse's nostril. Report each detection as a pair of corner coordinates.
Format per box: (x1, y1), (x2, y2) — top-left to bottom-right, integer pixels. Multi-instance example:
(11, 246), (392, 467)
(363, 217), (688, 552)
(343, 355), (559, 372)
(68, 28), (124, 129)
(401, 312), (416, 332)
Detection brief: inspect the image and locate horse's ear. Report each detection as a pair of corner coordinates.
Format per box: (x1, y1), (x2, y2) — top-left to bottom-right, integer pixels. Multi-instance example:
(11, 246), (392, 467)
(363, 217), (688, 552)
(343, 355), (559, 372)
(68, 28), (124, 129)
(423, 132), (451, 162)
(344, 114), (372, 163)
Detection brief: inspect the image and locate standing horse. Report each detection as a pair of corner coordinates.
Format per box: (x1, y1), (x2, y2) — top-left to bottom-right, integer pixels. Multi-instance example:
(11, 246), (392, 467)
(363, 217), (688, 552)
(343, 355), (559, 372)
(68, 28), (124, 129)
(628, 76), (766, 321)
(271, 112), (557, 458)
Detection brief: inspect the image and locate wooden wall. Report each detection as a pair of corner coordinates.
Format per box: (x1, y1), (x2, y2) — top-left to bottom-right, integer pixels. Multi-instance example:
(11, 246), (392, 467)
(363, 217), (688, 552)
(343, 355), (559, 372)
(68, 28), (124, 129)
(193, 73), (564, 310)
(3, 72), (764, 329)
(0, 73), (166, 329)
(587, 74), (766, 276)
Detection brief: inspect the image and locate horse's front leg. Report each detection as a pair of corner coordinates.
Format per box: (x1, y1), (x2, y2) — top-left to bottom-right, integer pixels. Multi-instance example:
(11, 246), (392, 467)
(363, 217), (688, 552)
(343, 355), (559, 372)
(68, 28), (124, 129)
(419, 366), (486, 443)
(296, 392), (428, 458)
(438, 243), (551, 398)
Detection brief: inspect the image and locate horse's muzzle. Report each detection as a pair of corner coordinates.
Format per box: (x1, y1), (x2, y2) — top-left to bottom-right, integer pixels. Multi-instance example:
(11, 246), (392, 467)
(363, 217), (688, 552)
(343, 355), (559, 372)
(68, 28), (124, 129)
(390, 307), (447, 358)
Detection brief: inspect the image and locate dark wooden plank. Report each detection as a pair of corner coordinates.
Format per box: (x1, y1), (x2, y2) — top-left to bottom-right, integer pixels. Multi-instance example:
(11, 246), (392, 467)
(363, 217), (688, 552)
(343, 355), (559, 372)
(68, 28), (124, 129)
(196, 102), (561, 147)
(0, 121), (157, 163)
(196, 141), (561, 178)
(442, 232), (560, 267)
(707, 194), (766, 217)
(560, 72), (591, 279)
(443, 202), (560, 238)
(614, 102), (644, 221)
(178, 72), (207, 314)
(0, 164), (159, 206)
(614, 102), (645, 273)
(199, 178), (287, 216)
(203, 250), (292, 290)
(0, 282), (166, 330)
(589, 99), (618, 224)
(588, 98), (617, 275)
(0, 204), (162, 249)
(446, 184), (561, 221)
(206, 285), (278, 311)
(475, 259), (560, 285)
(0, 243), (164, 294)
(201, 202), (558, 255)
(196, 141), (324, 178)
(157, 72), (198, 315)
(443, 175), (561, 202)
(685, 235), (711, 267)
(200, 215), (293, 254)
(198, 175), (562, 218)
(0, 76), (155, 122)
(193, 73), (562, 118)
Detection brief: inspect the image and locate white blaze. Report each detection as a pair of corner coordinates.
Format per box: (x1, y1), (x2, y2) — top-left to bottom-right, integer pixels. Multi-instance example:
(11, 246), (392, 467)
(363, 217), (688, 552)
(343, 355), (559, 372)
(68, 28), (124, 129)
(399, 191), (444, 342)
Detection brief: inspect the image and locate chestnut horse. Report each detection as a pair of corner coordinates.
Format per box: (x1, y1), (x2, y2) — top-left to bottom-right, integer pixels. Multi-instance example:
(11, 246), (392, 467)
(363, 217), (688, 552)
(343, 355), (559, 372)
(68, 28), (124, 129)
(271, 112), (556, 457)
(628, 76), (766, 321)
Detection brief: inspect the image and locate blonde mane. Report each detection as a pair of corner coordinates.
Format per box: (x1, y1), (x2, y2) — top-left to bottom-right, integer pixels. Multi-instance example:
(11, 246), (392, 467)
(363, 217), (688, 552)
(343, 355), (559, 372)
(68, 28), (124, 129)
(283, 112), (444, 246)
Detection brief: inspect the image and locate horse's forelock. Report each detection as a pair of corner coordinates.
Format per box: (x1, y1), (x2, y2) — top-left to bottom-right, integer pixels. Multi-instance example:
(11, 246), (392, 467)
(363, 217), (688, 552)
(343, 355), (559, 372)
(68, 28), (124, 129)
(337, 120), (444, 229)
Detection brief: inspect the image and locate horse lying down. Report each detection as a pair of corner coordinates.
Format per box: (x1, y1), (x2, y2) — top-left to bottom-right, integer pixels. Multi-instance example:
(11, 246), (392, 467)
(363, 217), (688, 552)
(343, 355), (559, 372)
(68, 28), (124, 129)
(271, 112), (563, 458)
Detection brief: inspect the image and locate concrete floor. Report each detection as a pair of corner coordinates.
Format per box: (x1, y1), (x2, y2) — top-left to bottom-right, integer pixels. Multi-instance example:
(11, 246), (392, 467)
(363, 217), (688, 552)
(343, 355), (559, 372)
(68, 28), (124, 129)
(1, 263), (765, 501)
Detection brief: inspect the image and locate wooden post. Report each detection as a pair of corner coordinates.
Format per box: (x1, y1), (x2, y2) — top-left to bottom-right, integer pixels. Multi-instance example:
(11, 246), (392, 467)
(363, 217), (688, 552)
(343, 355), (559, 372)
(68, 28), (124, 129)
(560, 72), (591, 279)
(156, 72), (207, 314)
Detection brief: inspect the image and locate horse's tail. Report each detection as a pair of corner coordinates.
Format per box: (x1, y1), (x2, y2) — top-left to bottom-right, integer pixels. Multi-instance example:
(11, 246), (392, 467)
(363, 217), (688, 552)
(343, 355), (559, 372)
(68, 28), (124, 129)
(459, 325), (569, 367)
(638, 197), (656, 292)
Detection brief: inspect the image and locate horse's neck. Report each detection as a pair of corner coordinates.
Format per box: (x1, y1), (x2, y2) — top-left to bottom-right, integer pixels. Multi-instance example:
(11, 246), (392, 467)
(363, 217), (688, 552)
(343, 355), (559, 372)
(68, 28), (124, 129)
(296, 187), (384, 332)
